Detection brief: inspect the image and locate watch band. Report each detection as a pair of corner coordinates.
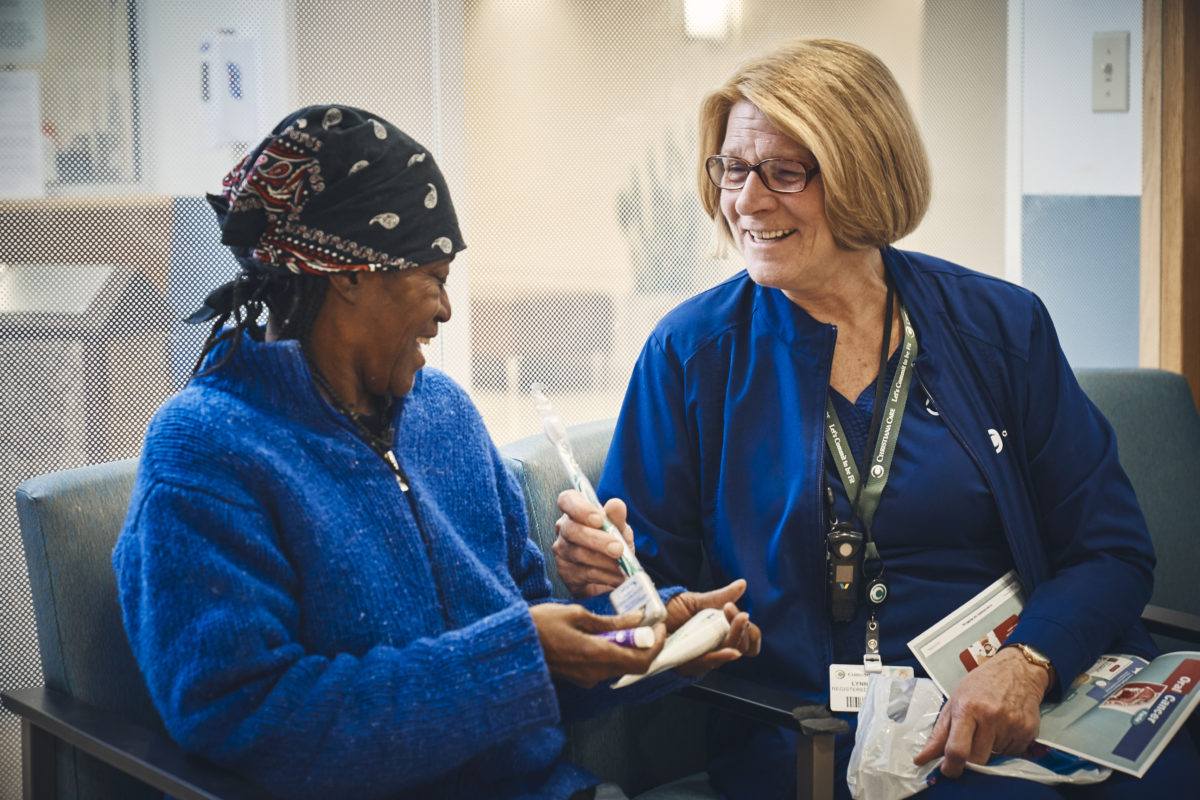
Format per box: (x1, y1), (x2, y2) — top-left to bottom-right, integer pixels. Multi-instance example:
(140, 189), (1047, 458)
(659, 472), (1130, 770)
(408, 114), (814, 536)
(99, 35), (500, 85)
(1003, 642), (1055, 682)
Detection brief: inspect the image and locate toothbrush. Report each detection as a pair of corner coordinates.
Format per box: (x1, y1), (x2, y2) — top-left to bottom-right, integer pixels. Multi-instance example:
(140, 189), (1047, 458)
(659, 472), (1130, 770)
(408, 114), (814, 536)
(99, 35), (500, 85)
(530, 383), (667, 625)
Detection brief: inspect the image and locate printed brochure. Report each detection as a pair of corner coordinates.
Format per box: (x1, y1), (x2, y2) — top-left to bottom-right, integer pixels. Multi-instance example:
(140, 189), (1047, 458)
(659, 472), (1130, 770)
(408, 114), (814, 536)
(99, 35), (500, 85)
(908, 570), (1200, 777)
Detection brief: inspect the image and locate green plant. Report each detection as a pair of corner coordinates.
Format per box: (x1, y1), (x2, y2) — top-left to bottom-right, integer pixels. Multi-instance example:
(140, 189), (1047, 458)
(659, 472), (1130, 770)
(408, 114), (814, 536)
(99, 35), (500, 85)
(615, 135), (708, 294)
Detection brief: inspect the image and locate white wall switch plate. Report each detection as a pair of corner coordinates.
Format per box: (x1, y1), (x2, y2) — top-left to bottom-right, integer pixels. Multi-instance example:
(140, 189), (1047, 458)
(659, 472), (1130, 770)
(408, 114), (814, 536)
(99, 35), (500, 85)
(1093, 31), (1130, 113)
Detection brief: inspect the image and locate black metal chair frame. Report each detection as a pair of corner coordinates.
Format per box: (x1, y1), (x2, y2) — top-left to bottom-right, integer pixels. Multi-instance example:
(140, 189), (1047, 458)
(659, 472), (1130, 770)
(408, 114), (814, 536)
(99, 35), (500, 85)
(3, 671), (849, 800)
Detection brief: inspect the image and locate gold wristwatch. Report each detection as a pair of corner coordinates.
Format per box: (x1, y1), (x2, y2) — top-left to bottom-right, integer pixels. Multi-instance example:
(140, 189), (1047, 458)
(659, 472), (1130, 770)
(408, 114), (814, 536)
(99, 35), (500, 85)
(1003, 642), (1056, 684)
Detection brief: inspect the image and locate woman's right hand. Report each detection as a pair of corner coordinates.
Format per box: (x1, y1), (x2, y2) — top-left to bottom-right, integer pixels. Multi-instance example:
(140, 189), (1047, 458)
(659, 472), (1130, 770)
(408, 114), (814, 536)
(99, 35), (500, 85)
(553, 489), (635, 597)
(529, 604), (665, 687)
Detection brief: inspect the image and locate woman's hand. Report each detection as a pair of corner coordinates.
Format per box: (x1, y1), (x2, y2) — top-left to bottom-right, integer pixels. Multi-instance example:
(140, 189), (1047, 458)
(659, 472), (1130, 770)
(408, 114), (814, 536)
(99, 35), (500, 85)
(551, 493), (761, 678)
(529, 604), (665, 688)
(553, 489), (635, 597)
(666, 579), (762, 676)
(913, 646), (1051, 777)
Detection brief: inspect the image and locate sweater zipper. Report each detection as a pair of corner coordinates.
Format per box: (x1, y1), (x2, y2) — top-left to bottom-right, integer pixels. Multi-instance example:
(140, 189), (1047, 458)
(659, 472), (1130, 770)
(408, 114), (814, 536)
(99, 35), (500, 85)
(381, 445), (454, 630)
(316, 384), (450, 620)
(382, 449), (410, 492)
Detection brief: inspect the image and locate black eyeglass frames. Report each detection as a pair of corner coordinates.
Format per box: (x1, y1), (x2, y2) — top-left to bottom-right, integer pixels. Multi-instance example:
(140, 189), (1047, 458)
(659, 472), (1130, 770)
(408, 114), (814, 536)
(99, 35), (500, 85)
(704, 155), (820, 193)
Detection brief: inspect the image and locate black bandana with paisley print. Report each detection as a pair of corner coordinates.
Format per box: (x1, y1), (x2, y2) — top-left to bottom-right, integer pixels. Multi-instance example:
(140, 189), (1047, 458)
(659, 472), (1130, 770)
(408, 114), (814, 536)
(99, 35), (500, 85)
(192, 105), (465, 320)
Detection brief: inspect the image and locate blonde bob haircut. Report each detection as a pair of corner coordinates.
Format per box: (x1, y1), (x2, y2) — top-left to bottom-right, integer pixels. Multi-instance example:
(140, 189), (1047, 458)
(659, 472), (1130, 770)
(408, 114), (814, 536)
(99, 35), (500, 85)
(698, 38), (932, 252)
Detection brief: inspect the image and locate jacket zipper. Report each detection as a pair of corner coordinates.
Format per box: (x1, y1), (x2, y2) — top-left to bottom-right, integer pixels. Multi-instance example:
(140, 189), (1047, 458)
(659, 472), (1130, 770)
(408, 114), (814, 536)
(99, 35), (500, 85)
(380, 444), (454, 630)
(817, 325), (837, 668)
(383, 450), (410, 492)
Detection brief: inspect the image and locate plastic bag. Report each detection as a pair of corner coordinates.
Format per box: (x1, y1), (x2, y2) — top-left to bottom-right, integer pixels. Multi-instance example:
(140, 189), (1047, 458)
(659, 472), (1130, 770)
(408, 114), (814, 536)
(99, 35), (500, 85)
(847, 674), (1112, 799)
(965, 743), (1110, 785)
(847, 674), (943, 800)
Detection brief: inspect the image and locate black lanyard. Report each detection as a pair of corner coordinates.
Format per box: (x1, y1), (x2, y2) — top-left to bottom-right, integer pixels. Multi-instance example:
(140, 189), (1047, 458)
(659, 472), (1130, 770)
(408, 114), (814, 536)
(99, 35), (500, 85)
(824, 285), (918, 535)
(822, 279), (919, 670)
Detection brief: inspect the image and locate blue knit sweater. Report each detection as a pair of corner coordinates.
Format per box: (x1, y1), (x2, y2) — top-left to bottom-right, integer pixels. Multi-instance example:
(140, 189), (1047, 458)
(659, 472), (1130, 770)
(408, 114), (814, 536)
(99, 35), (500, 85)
(112, 333), (665, 799)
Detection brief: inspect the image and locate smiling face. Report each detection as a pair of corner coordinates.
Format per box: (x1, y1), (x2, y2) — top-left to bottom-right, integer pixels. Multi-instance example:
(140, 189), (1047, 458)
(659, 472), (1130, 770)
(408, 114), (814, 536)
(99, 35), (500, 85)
(718, 100), (845, 296)
(353, 259), (452, 399)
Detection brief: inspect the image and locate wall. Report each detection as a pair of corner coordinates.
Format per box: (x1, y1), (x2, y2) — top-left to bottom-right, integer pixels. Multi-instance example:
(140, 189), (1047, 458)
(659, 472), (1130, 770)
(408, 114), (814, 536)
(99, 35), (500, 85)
(1019, 0), (1143, 368)
(913, 0), (1009, 275)
(132, 0), (1014, 402)
(460, 0), (990, 299)
(137, 0), (477, 387)
(291, 0), (472, 388)
(456, 0), (1011, 438)
(1023, 1), (1141, 196)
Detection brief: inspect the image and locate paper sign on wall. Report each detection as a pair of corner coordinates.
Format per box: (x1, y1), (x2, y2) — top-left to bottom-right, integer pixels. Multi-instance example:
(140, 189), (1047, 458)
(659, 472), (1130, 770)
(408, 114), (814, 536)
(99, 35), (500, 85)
(201, 33), (262, 148)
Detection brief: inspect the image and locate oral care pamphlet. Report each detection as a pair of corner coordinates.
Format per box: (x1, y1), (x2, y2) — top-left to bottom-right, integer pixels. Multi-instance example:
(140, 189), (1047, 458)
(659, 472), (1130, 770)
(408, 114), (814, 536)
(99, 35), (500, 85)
(908, 570), (1200, 777)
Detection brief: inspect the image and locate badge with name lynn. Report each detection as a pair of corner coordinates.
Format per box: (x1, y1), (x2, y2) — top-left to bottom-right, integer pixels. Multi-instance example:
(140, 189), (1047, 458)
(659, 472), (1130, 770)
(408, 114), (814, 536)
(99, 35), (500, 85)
(829, 663), (916, 713)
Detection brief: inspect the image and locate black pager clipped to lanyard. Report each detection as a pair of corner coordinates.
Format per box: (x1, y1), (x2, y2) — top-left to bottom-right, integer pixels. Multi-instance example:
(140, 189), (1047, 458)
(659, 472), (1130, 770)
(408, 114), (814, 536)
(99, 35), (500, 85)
(825, 489), (864, 623)
(823, 488), (886, 623)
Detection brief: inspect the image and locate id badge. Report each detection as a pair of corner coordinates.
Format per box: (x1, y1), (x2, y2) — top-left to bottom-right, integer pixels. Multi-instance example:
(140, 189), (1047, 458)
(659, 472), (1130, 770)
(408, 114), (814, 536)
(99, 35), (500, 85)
(829, 663), (915, 713)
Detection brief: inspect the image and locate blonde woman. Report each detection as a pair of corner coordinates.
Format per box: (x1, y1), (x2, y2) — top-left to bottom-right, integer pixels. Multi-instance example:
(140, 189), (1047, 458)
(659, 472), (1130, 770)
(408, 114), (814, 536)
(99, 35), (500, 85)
(554, 39), (1199, 798)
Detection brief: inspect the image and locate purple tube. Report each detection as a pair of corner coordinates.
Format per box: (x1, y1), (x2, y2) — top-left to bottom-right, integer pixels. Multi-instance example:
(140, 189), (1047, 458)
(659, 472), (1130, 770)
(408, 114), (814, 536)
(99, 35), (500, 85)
(595, 626), (656, 648)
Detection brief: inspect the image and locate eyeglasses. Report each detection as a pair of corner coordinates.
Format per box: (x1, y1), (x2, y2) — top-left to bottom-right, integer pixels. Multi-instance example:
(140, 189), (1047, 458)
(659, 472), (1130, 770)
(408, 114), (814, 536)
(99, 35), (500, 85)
(705, 155), (820, 193)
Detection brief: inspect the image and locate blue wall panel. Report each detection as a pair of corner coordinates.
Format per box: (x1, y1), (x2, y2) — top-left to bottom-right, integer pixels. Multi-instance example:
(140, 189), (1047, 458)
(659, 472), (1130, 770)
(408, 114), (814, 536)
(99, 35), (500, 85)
(1021, 195), (1140, 369)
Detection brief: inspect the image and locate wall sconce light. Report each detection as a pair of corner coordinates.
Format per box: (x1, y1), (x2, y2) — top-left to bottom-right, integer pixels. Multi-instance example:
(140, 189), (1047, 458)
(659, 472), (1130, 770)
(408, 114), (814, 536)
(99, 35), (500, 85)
(684, 0), (737, 41)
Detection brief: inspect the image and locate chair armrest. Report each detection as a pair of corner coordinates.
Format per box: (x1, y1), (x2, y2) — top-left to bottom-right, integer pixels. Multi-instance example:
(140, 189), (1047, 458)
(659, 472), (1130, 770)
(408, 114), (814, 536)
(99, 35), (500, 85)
(1, 686), (279, 800)
(1142, 603), (1200, 643)
(678, 672), (849, 800)
(678, 671), (850, 737)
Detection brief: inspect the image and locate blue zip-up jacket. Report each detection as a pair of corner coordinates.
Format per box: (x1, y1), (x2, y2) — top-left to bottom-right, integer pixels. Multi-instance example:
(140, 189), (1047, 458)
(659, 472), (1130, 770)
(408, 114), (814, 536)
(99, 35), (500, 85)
(599, 246), (1157, 709)
(113, 332), (680, 800)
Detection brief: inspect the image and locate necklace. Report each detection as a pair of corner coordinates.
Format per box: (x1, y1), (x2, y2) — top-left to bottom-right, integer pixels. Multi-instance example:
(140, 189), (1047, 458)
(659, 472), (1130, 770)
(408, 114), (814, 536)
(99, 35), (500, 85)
(304, 355), (407, 490)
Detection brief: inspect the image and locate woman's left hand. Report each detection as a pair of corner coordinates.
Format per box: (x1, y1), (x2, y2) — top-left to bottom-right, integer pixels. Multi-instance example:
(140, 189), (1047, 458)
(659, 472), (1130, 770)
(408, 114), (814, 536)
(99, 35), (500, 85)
(665, 579), (763, 676)
(913, 645), (1051, 777)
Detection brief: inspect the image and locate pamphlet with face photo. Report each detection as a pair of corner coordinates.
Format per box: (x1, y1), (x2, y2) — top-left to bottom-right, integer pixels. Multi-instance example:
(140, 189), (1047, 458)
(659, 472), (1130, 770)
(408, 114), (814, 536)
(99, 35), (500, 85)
(908, 570), (1200, 777)
(957, 614), (1019, 672)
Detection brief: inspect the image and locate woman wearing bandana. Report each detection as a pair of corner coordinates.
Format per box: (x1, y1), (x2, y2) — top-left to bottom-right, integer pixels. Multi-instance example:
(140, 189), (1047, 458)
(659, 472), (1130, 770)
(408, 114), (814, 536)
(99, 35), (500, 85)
(111, 106), (760, 800)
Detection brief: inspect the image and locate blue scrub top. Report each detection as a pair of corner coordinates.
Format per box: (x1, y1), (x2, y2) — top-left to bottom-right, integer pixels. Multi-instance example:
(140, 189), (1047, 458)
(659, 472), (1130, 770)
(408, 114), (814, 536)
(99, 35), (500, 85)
(824, 348), (1013, 672)
(600, 249), (1159, 799)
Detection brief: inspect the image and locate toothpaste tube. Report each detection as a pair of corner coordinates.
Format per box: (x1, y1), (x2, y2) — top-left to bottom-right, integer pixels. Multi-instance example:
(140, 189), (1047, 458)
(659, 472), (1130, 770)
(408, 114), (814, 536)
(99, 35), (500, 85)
(595, 626), (657, 648)
(529, 383), (668, 625)
(612, 607), (731, 688)
(610, 572), (663, 622)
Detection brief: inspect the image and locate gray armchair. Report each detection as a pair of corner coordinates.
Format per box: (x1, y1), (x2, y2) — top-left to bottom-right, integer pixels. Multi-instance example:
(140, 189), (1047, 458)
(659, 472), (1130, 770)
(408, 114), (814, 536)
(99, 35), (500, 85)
(2, 423), (844, 800)
(504, 369), (1200, 797)
(4, 459), (275, 799)
(1074, 368), (1200, 650)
